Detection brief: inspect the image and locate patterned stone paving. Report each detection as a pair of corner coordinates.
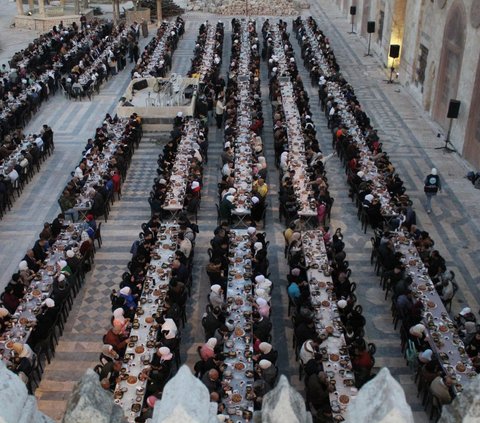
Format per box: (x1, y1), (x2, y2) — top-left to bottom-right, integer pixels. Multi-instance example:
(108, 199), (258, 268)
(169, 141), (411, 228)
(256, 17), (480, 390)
(0, 4), (478, 422)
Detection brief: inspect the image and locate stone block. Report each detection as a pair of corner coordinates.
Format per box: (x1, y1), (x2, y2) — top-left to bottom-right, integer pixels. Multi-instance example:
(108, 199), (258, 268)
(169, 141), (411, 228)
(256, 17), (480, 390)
(261, 375), (312, 423)
(152, 365), (218, 423)
(62, 369), (127, 423)
(0, 361), (54, 423)
(344, 368), (414, 423)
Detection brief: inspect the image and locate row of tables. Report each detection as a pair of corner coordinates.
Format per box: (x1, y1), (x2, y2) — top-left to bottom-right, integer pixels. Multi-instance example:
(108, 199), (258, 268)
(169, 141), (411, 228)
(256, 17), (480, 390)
(72, 118), (134, 219)
(299, 18), (396, 218)
(138, 21), (177, 78)
(301, 230), (357, 420)
(297, 17), (475, 394)
(161, 118), (202, 217)
(229, 20), (263, 223)
(193, 22), (223, 83)
(77, 24), (130, 88)
(270, 26), (317, 221)
(114, 223), (180, 422)
(221, 229), (256, 422)
(0, 223), (85, 362)
(270, 23), (357, 419)
(392, 233), (476, 390)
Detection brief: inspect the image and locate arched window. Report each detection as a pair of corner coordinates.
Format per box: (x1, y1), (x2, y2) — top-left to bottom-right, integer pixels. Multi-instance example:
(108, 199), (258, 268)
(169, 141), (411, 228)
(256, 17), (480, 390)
(433, 0), (466, 128)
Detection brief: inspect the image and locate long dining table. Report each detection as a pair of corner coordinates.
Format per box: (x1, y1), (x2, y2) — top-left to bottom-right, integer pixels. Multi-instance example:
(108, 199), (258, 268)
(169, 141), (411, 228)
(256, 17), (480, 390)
(161, 118), (201, 216)
(114, 223), (180, 422)
(392, 232), (476, 392)
(270, 26), (317, 223)
(301, 230), (357, 420)
(72, 118), (132, 217)
(229, 20), (263, 225)
(221, 229), (255, 422)
(0, 223), (84, 363)
(299, 18), (397, 219)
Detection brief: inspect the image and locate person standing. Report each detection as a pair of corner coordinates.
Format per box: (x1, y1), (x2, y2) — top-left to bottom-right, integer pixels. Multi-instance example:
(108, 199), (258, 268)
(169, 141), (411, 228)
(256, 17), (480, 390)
(215, 96), (224, 129)
(424, 168), (441, 214)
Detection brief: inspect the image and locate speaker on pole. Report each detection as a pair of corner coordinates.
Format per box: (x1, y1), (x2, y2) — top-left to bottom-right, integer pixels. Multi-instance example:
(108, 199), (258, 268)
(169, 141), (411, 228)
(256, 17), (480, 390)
(436, 99), (460, 153)
(389, 44), (400, 59)
(365, 22), (375, 56)
(447, 100), (461, 119)
(349, 6), (357, 33)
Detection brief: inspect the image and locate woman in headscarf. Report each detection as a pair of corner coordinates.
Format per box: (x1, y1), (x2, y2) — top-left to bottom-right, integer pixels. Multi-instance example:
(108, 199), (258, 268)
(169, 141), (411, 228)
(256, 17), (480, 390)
(209, 284), (224, 309)
(255, 297), (270, 317)
(119, 286), (137, 312)
(112, 308), (129, 335)
(200, 337), (217, 361)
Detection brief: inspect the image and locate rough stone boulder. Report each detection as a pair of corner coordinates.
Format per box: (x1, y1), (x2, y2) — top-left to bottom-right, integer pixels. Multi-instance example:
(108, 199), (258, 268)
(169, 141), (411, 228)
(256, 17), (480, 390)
(62, 369), (127, 423)
(344, 368), (414, 423)
(0, 360), (54, 423)
(152, 365), (218, 423)
(439, 374), (480, 423)
(261, 375), (313, 423)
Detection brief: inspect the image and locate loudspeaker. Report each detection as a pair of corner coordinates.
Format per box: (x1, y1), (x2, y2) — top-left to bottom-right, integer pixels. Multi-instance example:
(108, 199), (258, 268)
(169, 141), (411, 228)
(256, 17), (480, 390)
(350, 6), (356, 15)
(132, 79), (148, 91)
(447, 100), (461, 119)
(389, 44), (400, 59)
(367, 21), (375, 33)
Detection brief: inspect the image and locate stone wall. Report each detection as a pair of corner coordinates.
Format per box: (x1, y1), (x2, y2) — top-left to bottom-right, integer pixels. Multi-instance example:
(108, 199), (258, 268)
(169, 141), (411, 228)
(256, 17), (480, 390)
(331, 0), (480, 169)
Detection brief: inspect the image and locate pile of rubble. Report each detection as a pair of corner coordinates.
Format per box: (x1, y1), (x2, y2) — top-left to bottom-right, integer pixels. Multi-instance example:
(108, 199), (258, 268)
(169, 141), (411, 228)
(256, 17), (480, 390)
(187, 0), (302, 15)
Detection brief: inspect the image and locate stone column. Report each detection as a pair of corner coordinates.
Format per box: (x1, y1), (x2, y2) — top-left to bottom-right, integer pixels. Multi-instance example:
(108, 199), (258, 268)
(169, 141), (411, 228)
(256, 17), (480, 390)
(28, 0), (34, 13)
(60, 0), (65, 7)
(16, 0), (24, 15)
(38, 0), (46, 16)
(156, 0), (162, 25)
(74, 0), (80, 15)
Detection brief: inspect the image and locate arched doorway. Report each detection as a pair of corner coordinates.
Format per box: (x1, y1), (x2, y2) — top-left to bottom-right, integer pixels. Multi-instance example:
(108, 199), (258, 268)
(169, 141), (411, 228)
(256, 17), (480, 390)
(433, 0), (466, 129)
(463, 57), (480, 169)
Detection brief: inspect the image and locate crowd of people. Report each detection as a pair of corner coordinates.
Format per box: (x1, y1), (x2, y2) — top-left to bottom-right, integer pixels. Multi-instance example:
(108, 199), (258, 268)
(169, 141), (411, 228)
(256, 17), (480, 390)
(92, 118), (203, 421)
(0, 124), (53, 217)
(197, 225), (277, 416)
(132, 17), (184, 78)
(217, 18), (267, 225)
(57, 113), (142, 222)
(188, 21), (224, 85)
(0, 208), (101, 385)
(148, 116), (207, 219)
(293, 15), (478, 412)
(263, 19), (334, 229)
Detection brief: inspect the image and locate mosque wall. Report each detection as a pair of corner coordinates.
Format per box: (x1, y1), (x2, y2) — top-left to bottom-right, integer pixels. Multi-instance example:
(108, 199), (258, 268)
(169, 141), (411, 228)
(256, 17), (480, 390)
(329, 0), (480, 169)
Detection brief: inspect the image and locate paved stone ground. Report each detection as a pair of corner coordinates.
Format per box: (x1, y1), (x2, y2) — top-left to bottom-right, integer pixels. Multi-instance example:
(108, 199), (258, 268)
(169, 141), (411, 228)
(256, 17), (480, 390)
(0, 2), (479, 422)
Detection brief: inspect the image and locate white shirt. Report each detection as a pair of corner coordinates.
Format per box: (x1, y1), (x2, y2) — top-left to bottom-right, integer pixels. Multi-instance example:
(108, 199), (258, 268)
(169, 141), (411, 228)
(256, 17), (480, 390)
(34, 136), (44, 150)
(179, 239), (192, 258)
(74, 166), (84, 178)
